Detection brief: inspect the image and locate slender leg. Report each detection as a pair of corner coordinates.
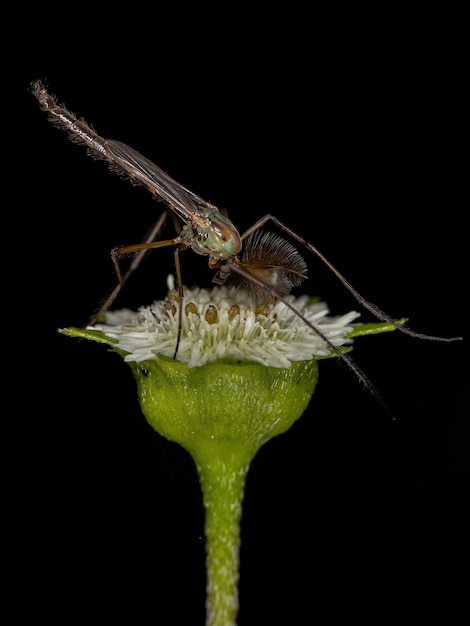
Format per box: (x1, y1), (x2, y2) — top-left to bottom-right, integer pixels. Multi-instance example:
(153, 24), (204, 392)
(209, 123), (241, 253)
(172, 246), (184, 359)
(240, 214), (461, 342)
(90, 210), (170, 324)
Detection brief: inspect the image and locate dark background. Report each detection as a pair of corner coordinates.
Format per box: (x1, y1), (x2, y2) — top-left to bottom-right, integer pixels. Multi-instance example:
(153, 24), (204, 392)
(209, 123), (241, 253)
(12, 10), (467, 624)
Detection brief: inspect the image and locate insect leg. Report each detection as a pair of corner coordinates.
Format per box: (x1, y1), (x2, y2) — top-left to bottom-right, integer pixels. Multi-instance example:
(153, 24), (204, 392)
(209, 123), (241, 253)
(225, 259), (396, 418)
(241, 215), (462, 343)
(90, 210), (169, 324)
(172, 246), (185, 359)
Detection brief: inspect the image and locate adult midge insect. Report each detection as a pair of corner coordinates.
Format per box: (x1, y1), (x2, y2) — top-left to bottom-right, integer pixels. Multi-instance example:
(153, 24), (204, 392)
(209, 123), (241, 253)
(32, 80), (462, 415)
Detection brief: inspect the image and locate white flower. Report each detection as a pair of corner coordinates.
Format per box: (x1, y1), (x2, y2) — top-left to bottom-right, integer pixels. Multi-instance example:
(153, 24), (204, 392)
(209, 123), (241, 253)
(90, 282), (361, 369)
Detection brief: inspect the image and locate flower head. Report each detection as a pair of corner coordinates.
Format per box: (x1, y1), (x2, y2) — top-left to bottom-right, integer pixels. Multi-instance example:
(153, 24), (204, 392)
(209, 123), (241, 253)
(88, 281), (364, 368)
(61, 279), (399, 449)
(61, 279), (401, 625)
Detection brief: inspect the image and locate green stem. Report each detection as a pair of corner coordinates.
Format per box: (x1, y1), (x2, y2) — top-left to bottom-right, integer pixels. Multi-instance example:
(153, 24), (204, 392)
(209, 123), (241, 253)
(194, 445), (252, 626)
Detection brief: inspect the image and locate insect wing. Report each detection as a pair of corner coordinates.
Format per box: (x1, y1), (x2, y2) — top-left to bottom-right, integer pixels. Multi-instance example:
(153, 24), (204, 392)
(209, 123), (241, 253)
(106, 140), (216, 225)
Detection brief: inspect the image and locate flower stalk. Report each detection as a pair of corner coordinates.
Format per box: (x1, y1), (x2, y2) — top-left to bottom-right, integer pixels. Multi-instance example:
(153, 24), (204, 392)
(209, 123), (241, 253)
(197, 452), (248, 626)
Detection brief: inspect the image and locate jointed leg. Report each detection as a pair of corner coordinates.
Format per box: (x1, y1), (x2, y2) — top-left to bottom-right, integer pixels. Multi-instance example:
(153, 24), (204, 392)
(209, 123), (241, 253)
(89, 210), (170, 324)
(241, 214), (461, 342)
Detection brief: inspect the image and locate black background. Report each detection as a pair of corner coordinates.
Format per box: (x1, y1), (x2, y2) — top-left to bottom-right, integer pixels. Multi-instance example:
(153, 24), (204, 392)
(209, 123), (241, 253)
(12, 10), (467, 625)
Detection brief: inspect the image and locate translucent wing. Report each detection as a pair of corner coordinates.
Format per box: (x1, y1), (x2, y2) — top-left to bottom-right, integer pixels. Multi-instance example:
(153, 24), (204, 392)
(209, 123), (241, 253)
(104, 140), (217, 225)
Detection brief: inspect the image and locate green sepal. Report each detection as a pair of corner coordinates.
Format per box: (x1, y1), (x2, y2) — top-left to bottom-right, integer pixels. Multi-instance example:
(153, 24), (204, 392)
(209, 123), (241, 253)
(346, 318), (406, 338)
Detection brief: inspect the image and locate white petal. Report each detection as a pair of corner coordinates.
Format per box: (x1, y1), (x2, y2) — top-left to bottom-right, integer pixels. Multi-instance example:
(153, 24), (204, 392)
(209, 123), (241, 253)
(89, 283), (361, 368)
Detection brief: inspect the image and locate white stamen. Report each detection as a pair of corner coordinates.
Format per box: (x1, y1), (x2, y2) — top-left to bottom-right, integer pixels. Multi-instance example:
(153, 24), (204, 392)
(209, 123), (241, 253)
(90, 283), (361, 368)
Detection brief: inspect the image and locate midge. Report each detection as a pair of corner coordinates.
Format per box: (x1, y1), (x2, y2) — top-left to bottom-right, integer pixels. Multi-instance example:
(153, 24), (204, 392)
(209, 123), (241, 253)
(32, 80), (462, 412)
